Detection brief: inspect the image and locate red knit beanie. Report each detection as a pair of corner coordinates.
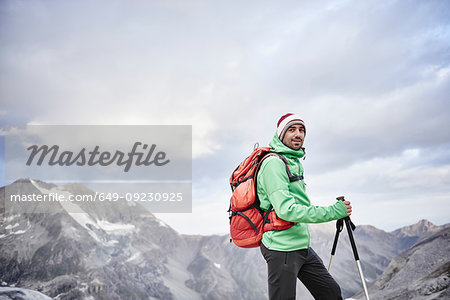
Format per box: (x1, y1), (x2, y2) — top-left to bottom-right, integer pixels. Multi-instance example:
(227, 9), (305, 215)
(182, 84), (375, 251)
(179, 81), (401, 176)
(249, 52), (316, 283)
(277, 113), (305, 140)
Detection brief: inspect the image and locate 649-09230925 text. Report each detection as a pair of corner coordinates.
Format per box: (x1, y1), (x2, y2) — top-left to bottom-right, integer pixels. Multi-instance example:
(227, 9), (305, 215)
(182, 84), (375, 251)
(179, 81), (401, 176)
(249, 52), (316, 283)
(8, 192), (184, 202)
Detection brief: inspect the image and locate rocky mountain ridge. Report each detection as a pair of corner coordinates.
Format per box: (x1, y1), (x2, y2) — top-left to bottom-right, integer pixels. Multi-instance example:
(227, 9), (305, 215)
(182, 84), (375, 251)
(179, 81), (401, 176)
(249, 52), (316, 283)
(352, 226), (450, 299)
(0, 179), (448, 299)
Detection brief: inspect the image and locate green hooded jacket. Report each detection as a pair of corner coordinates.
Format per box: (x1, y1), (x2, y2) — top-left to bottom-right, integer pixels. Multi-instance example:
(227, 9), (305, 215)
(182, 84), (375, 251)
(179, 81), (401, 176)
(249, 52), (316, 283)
(256, 133), (347, 251)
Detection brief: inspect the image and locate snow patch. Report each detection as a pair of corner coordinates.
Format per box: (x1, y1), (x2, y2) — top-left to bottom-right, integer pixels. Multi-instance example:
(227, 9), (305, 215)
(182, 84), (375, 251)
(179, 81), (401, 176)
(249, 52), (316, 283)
(5, 223), (19, 230)
(97, 220), (135, 235)
(68, 212), (99, 230)
(30, 179), (103, 242)
(158, 220), (168, 227)
(4, 214), (19, 222)
(105, 240), (119, 246)
(214, 262), (221, 269)
(126, 251), (142, 262)
(0, 287), (52, 299)
(4, 222), (31, 236)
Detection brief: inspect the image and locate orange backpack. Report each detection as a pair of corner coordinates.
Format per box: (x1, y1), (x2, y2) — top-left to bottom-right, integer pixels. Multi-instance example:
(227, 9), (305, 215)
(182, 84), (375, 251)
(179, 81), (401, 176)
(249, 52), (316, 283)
(228, 146), (302, 248)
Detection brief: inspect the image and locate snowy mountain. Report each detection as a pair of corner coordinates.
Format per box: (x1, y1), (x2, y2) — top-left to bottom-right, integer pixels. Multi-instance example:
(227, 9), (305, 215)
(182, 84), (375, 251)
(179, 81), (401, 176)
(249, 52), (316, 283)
(0, 286), (53, 300)
(1, 179), (188, 299)
(0, 179), (448, 299)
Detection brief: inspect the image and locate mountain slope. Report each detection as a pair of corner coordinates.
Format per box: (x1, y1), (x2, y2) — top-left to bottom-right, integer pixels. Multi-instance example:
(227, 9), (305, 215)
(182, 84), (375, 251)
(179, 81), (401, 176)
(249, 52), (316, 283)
(306, 219), (439, 298)
(352, 227), (450, 299)
(1, 179), (448, 299)
(0, 286), (53, 300)
(1, 179), (184, 299)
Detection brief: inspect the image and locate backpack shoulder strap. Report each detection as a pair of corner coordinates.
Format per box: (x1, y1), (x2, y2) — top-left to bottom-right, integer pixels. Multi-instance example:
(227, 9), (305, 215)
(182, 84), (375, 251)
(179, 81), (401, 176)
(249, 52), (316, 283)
(254, 151), (304, 212)
(260, 152), (303, 182)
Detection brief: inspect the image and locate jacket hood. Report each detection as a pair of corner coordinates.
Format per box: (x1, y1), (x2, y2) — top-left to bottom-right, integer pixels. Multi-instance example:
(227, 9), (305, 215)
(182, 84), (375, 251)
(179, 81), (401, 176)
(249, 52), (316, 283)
(269, 132), (305, 159)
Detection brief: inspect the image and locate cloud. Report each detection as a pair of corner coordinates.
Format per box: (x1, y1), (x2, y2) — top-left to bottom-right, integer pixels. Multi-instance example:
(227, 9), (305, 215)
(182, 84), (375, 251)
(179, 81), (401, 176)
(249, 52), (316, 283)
(303, 145), (450, 230)
(257, 0), (450, 98)
(1, 0), (449, 233)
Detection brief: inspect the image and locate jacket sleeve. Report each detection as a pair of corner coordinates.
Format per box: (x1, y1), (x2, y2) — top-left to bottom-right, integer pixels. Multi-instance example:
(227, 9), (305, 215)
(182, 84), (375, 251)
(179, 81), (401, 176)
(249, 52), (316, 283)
(258, 157), (347, 223)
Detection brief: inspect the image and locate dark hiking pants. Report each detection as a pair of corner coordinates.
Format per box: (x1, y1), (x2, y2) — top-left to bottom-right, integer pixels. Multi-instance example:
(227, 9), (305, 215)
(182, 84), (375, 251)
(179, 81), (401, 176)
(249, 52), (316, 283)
(260, 243), (343, 300)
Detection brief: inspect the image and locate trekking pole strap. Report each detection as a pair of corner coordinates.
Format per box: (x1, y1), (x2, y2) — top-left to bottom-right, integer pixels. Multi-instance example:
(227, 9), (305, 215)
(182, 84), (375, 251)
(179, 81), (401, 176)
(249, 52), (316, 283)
(345, 217), (360, 261)
(345, 216), (356, 231)
(336, 218), (344, 232)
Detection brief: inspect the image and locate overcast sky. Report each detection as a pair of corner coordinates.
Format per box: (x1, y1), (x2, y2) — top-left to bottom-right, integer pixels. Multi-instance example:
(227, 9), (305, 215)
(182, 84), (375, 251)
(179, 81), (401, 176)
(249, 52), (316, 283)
(1, 0), (449, 235)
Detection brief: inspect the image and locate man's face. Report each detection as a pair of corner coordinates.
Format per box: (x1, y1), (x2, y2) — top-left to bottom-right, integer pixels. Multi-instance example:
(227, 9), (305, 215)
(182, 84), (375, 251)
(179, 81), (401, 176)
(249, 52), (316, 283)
(282, 124), (305, 150)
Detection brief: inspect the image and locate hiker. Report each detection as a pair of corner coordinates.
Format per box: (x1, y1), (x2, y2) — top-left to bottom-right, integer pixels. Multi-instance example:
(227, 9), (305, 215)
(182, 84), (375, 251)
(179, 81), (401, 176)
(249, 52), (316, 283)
(257, 113), (352, 300)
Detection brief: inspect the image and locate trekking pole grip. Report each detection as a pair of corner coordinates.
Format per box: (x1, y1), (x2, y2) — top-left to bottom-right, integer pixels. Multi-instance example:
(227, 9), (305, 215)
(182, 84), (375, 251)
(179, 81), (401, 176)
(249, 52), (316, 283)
(336, 196), (349, 220)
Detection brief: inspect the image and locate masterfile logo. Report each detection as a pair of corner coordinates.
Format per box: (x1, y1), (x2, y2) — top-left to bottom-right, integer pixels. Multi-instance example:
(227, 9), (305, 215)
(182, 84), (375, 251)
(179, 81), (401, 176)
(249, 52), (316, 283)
(4, 125), (192, 213)
(5, 125), (191, 181)
(26, 142), (170, 172)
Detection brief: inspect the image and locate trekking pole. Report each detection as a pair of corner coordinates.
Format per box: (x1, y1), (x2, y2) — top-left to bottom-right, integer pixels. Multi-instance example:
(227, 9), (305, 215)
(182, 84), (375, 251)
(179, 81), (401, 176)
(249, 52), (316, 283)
(327, 218), (343, 272)
(331, 196), (370, 300)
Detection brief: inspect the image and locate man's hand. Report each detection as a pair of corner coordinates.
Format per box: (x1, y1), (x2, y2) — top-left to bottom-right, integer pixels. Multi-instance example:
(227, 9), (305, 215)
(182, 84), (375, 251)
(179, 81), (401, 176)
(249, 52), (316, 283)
(343, 200), (352, 216)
